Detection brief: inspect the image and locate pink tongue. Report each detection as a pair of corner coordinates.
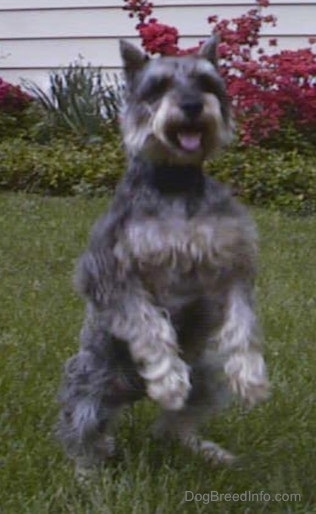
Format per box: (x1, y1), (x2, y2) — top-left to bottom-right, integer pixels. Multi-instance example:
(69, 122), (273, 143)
(178, 132), (201, 152)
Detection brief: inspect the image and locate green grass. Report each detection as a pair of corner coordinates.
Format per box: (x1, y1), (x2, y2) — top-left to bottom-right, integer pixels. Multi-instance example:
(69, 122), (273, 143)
(0, 193), (315, 514)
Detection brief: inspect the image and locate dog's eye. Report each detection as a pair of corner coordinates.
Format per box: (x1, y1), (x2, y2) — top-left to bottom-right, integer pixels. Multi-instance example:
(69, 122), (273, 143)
(197, 74), (217, 93)
(142, 77), (170, 102)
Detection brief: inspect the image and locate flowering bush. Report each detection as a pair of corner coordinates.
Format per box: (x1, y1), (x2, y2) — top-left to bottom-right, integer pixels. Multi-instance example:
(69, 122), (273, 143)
(0, 78), (35, 140)
(123, 0), (316, 146)
(0, 78), (32, 113)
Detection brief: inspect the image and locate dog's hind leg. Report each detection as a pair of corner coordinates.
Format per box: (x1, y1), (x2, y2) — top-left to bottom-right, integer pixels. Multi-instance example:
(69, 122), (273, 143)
(56, 313), (145, 475)
(153, 408), (235, 466)
(153, 359), (235, 465)
(180, 430), (236, 466)
(57, 349), (122, 475)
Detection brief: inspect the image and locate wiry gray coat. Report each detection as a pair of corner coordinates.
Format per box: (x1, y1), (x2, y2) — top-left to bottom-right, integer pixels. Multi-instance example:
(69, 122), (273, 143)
(57, 38), (269, 469)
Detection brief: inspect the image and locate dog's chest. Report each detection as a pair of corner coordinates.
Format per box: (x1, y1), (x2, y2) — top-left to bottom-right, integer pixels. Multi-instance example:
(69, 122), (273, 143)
(115, 208), (249, 275)
(113, 210), (253, 308)
(121, 217), (215, 270)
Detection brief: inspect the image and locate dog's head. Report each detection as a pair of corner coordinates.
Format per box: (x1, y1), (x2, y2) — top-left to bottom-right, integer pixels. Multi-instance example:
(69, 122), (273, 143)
(119, 37), (234, 165)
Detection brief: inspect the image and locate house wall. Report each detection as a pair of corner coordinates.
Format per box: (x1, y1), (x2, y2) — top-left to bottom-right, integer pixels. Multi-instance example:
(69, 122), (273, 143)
(0, 0), (315, 87)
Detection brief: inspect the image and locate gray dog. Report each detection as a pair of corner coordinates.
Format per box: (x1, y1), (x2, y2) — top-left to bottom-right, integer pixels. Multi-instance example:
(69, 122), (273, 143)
(57, 36), (269, 474)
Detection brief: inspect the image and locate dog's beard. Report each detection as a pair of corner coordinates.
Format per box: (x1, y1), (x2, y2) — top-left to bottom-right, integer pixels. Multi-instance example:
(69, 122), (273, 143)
(149, 95), (232, 163)
(121, 95), (233, 164)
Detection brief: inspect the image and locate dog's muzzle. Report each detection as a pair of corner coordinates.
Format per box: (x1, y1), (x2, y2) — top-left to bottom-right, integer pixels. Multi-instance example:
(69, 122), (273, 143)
(176, 100), (204, 152)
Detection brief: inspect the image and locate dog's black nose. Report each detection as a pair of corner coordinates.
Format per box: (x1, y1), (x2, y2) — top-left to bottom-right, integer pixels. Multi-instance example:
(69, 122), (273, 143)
(180, 100), (203, 118)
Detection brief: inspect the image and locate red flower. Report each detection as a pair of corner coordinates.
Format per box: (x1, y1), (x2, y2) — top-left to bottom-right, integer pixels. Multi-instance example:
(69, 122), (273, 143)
(0, 78), (32, 112)
(123, 0), (316, 145)
(256, 0), (270, 7)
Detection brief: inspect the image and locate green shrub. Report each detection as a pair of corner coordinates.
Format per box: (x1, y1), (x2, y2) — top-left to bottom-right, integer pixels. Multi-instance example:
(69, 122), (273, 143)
(0, 136), (314, 213)
(0, 102), (43, 140)
(0, 132), (124, 195)
(23, 64), (123, 143)
(260, 121), (316, 155)
(207, 146), (316, 214)
(0, 111), (25, 139)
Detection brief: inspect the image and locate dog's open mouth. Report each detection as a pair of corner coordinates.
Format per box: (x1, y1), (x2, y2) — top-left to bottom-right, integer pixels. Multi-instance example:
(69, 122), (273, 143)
(177, 131), (202, 152)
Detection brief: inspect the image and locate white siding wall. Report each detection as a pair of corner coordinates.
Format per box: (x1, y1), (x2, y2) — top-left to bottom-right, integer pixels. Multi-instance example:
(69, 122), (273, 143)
(0, 0), (315, 87)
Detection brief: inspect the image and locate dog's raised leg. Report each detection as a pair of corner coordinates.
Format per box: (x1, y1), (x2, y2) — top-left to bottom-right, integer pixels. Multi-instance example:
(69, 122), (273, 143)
(216, 284), (269, 406)
(75, 251), (192, 412)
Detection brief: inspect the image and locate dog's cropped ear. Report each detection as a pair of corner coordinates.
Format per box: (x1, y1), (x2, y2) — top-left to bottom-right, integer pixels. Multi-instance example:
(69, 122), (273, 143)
(198, 34), (220, 67)
(119, 40), (148, 80)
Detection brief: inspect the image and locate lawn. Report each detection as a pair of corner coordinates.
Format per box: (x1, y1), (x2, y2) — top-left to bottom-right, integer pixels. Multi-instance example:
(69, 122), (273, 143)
(0, 192), (315, 514)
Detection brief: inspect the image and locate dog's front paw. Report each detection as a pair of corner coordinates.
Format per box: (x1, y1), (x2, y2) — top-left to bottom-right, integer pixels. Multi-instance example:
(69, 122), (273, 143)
(225, 351), (269, 407)
(146, 357), (191, 410)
